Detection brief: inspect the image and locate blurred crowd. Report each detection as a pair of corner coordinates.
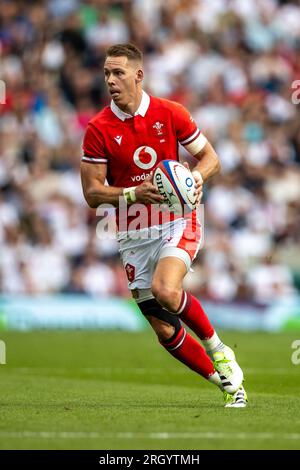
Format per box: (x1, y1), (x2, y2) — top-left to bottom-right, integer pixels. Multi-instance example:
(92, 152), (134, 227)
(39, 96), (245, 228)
(1, 0), (300, 305)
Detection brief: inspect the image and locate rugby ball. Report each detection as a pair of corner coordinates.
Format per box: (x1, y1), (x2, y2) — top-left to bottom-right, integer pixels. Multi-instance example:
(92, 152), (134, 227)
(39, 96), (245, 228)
(153, 160), (197, 215)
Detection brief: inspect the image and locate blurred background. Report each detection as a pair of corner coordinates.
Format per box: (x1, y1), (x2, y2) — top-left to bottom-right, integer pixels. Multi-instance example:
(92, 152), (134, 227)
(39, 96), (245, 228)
(1, 0), (300, 331)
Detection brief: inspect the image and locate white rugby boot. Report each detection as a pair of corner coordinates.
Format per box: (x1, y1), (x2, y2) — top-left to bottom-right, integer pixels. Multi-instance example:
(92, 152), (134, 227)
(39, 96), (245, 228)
(212, 345), (244, 394)
(223, 385), (248, 408)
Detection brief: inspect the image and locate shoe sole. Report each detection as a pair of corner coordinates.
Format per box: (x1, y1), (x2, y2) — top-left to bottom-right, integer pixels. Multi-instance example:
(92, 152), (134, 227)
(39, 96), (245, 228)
(225, 403), (247, 408)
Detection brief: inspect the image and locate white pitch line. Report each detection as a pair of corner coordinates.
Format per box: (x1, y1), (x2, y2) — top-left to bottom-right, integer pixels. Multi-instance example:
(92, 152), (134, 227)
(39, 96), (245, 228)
(8, 367), (299, 375)
(0, 431), (299, 441)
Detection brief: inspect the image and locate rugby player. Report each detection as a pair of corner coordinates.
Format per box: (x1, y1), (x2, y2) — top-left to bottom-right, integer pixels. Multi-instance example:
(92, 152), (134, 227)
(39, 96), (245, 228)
(81, 43), (247, 407)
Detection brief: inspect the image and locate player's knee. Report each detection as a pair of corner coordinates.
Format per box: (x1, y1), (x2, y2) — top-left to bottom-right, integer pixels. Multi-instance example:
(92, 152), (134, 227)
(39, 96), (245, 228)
(137, 297), (182, 343)
(151, 282), (181, 312)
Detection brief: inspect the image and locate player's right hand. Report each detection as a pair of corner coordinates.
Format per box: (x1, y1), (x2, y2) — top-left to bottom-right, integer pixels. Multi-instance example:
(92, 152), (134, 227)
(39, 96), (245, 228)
(135, 174), (165, 204)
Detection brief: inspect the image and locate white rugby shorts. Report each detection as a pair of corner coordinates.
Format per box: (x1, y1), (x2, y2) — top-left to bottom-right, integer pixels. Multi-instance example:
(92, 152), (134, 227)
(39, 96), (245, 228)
(117, 213), (202, 290)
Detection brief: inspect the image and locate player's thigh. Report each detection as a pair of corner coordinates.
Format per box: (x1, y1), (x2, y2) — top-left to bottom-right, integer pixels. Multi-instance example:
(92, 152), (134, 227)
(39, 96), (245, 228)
(158, 214), (202, 277)
(151, 216), (201, 304)
(152, 256), (187, 293)
(166, 214), (201, 259)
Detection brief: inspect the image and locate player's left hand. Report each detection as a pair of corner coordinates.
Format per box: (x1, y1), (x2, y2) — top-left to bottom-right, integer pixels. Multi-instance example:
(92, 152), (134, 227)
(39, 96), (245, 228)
(183, 162), (203, 205)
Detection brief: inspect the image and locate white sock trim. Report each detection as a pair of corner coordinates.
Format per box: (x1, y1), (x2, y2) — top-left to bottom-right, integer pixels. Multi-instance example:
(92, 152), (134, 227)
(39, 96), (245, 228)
(202, 331), (223, 352)
(207, 371), (223, 390)
(168, 329), (187, 351)
(177, 291), (187, 314)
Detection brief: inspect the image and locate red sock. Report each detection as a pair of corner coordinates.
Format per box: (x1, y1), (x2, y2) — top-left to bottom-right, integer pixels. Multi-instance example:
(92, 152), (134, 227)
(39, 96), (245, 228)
(178, 291), (214, 340)
(160, 326), (215, 378)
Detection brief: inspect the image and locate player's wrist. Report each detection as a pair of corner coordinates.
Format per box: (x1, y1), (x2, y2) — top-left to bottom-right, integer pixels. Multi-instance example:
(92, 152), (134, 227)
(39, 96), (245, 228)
(123, 186), (137, 204)
(192, 170), (203, 184)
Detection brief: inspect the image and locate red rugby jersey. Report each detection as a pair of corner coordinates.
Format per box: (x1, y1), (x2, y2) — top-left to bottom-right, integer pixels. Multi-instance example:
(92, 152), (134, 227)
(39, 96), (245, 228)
(82, 91), (206, 230)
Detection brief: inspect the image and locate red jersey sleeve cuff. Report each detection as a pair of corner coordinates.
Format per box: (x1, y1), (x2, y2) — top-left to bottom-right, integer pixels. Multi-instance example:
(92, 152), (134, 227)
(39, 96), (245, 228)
(179, 130), (208, 156)
(179, 128), (201, 145)
(82, 155), (108, 164)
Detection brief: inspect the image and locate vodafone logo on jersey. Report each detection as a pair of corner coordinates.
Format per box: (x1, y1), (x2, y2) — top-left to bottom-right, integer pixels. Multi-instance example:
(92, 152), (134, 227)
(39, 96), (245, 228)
(133, 146), (157, 170)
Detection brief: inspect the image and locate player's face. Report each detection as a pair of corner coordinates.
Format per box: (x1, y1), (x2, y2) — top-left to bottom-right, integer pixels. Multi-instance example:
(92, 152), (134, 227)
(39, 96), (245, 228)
(104, 56), (142, 110)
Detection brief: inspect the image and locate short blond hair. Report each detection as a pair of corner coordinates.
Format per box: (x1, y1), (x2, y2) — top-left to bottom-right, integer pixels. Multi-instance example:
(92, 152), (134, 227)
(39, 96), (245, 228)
(105, 43), (143, 63)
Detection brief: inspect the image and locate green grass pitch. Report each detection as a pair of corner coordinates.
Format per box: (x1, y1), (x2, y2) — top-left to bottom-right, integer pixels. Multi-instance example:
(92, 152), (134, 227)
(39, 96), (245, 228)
(0, 329), (300, 450)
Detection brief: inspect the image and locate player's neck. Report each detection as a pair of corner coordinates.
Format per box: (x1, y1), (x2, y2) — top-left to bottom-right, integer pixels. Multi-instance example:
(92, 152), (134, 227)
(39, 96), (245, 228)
(119, 89), (143, 116)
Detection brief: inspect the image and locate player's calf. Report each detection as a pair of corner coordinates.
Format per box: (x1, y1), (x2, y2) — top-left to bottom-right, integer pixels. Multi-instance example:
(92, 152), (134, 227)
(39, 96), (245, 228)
(145, 316), (175, 342)
(134, 290), (223, 388)
(176, 290), (244, 393)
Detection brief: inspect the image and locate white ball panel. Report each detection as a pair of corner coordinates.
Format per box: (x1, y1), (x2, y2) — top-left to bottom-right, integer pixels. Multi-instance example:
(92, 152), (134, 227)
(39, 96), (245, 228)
(153, 161), (197, 214)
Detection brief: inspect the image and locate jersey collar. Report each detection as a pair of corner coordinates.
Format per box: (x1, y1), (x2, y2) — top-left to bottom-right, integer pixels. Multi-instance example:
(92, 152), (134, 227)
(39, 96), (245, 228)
(110, 90), (150, 121)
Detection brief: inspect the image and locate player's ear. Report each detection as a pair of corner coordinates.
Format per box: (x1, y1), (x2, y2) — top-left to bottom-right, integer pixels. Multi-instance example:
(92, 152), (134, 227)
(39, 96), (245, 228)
(136, 68), (144, 83)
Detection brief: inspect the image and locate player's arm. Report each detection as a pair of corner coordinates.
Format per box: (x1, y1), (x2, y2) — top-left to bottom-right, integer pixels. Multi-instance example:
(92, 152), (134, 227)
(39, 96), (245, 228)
(188, 140), (220, 204)
(176, 115), (220, 181)
(192, 140), (221, 181)
(81, 124), (122, 207)
(81, 162), (122, 207)
(81, 162), (163, 208)
(173, 102), (221, 202)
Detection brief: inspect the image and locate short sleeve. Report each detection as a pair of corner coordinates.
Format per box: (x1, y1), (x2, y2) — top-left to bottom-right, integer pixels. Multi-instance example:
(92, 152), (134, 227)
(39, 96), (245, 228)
(172, 103), (207, 156)
(82, 124), (108, 164)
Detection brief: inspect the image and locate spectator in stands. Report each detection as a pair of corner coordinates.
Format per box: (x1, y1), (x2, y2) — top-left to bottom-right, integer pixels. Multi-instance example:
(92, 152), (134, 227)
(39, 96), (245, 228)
(0, 0), (300, 306)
